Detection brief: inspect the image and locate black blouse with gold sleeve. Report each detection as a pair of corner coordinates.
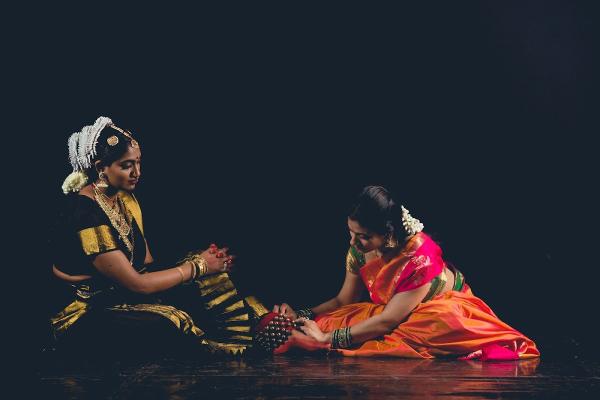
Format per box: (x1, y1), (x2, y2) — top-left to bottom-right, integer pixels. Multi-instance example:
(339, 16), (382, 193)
(50, 192), (147, 277)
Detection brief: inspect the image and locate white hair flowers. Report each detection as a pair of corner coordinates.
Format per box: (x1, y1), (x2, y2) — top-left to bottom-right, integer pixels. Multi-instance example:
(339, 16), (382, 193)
(62, 116), (113, 195)
(61, 170), (89, 194)
(401, 206), (424, 236)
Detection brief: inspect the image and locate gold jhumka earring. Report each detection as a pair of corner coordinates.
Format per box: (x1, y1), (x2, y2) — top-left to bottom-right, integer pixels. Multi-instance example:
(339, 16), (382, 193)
(384, 233), (398, 248)
(97, 171), (109, 188)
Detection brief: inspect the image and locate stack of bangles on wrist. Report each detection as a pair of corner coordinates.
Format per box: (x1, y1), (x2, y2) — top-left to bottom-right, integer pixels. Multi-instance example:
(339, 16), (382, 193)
(331, 327), (352, 349)
(296, 308), (315, 320)
(177, 253), (208, 284)
(188, 255), (208, 281)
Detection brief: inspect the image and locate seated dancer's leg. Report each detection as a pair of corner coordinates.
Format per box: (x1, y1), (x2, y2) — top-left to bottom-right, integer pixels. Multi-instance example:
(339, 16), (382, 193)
(50, 270), (326, 355)
(143, 272), (322, 356)
(309, 294), (539, 359)
(158, 272), (261, 355)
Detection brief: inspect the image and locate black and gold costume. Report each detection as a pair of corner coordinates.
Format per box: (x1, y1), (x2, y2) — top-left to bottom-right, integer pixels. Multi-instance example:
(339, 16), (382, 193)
(48, 192), (268, 355)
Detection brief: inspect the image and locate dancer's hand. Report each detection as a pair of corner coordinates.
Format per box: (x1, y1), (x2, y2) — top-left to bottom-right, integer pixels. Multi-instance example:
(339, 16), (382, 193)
(296, 318), (330, 344)
(272, 303), (297, 319)
(198, 246), (236, 274)
(273, 329), (330, 354)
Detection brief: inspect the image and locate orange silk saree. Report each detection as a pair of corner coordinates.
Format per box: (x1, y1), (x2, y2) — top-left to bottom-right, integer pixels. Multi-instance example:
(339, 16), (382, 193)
(315, 233), (539, 359)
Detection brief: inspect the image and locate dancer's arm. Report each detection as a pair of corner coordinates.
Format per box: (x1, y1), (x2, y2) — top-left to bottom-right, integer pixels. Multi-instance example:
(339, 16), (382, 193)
(93, 250), (194, 294)
(299, 283), (431, 346)
(92, 247), (231, 295)
(275, 270), (364, 318)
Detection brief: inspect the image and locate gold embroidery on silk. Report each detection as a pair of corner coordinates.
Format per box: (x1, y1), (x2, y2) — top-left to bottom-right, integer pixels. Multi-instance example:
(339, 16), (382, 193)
(200, 278), (235, 297)
(202, 339), (248, 355)
(197, 273), (230, 289)
(346, 250), (360, 273)
(226, 326), (252, 332)
(411, 255), (428, 268)
(108, 304), (205, 337)
(78, 225), (118, 255)
(244, 296), (269, 318)
(225, 314), (250, 322)
(50, 300), (89, 337)
(206, 289), (238, 309)
(118, 191), (144, 235)
(223, 300), (246, 313)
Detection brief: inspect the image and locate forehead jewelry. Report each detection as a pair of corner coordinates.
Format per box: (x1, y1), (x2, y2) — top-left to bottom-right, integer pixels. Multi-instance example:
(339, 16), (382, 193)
(107, 135), (119, 146)
(108, 123), (139, 148)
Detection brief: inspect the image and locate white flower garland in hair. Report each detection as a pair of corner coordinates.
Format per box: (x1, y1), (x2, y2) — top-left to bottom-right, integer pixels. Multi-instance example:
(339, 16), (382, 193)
(63, 116), (113, 194)
(401, 205), (424, 236)
(62, 170), (89, 194)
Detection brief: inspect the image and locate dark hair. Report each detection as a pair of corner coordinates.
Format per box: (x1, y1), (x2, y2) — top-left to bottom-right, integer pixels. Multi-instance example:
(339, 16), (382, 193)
(348, 185), (405, 238)
(85, 126), (137, 181)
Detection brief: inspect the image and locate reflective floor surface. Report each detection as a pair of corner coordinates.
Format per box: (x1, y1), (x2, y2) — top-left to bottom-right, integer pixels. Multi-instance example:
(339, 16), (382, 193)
(36, 353), (599, 399)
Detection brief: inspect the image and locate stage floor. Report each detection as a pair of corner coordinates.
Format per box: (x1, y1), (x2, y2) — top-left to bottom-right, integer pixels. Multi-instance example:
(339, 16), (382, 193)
(37, 354), (599, 399)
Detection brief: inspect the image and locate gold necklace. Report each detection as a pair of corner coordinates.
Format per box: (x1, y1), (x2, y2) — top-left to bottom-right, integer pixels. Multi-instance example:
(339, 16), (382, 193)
(98, 191), (118, 211)
(93, 184), (134, 264)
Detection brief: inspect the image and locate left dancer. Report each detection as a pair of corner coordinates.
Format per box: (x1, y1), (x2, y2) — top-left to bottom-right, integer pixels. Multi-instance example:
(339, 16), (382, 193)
(49, 116), (268, 355)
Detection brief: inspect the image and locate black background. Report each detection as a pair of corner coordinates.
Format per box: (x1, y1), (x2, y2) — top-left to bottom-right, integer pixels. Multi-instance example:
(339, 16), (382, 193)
(9, 2), (597, 360)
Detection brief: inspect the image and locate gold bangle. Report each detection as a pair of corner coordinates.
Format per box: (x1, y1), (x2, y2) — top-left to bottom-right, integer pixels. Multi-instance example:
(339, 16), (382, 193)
(183, 255), (208, 282)
(189, 260), (197, 281)
(194, 256), (208, 277)
(200, 257), (208, 276)
(176, 266), (185, 284)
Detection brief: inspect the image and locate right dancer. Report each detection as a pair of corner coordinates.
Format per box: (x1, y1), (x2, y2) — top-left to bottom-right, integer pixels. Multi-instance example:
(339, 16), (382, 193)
(268, 186), (539, 360)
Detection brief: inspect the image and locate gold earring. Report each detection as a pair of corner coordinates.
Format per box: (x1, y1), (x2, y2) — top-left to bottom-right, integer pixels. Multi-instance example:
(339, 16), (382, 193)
(384, 234), (398, 248)
(97, 171), (109, 188)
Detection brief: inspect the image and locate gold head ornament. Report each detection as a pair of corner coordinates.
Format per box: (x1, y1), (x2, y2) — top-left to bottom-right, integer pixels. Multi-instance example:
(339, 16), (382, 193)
(108, 123), (139, 148)
(107, 135), (119, 146)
